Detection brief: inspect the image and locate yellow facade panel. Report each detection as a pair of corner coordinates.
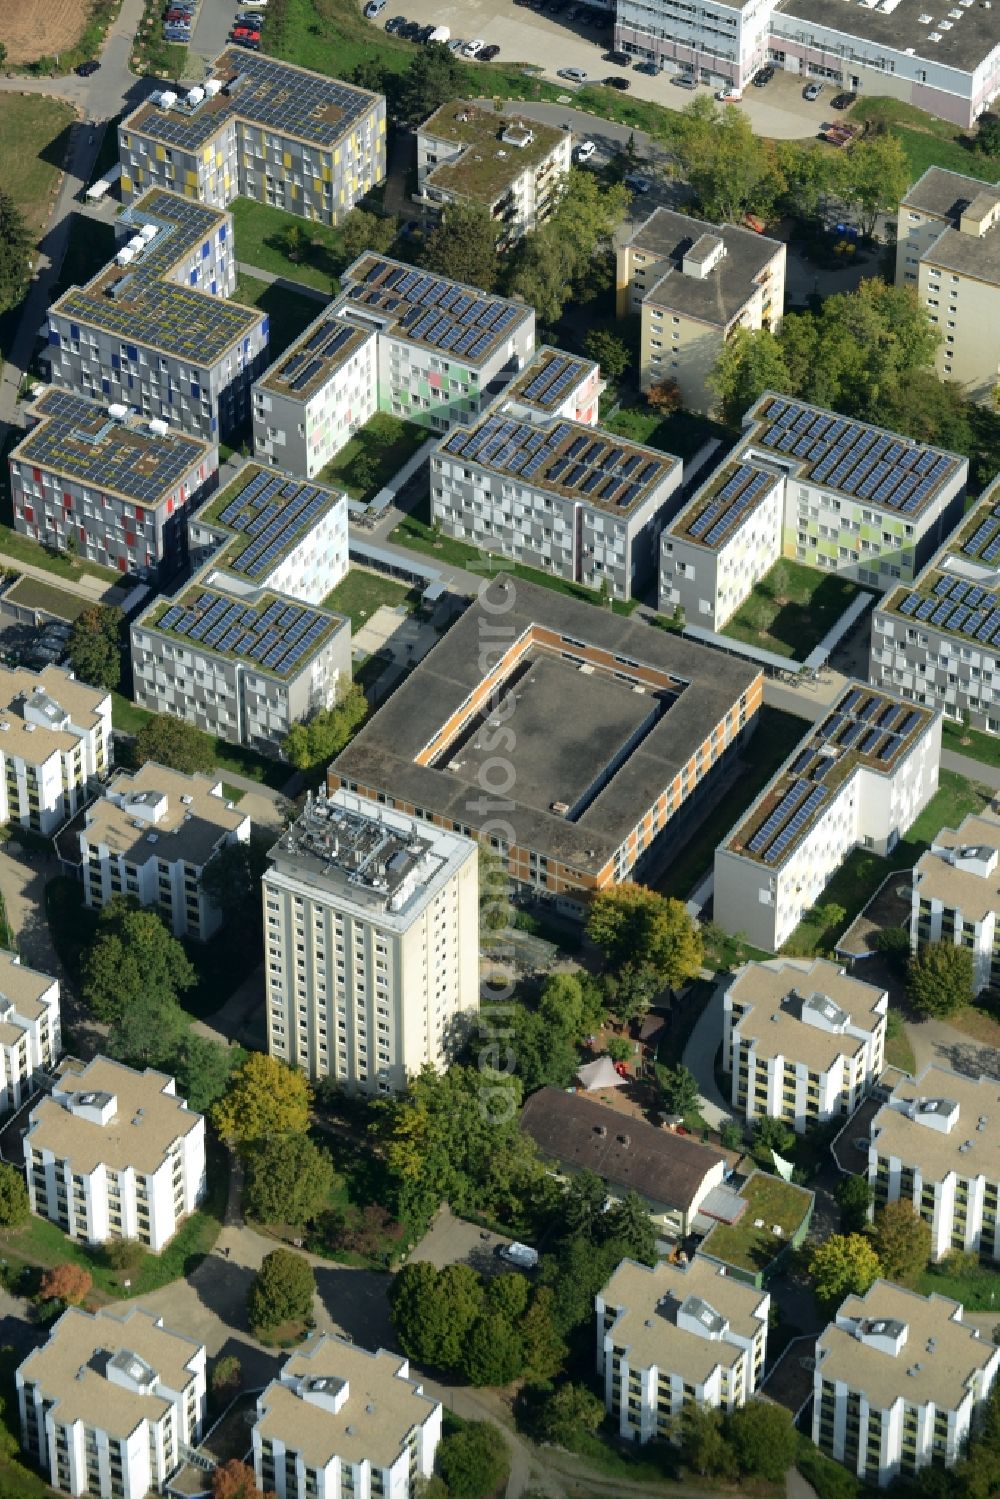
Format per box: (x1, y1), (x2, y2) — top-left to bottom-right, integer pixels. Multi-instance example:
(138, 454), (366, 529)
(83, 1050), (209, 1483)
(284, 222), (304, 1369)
(155, 145), (166, 163)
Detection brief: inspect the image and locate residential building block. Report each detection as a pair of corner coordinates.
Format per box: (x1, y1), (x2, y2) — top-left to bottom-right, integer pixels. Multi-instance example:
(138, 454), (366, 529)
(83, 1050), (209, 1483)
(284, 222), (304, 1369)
(0, 951), (61, 1113)
(910, 809), (1000, 994)
(0, 665), (111, 835)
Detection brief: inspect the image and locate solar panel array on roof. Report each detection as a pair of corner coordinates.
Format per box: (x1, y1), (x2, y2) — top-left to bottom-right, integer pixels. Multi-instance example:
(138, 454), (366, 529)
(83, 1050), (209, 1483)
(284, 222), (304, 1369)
(270, 320), (358, 395)
(516, 354), (588, 410)
(342, 257), (526, 365)
(686, 465), (774, 549)
(214, 467), (336, 579)
(152, 586), (334, 676)
(961, 503), (1000, 564)
(901, 571), (1000, 645)
(756, 397), (958, 515)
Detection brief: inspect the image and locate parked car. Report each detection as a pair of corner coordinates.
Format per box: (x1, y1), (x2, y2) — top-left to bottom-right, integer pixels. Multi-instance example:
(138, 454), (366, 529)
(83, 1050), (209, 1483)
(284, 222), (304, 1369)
(831, 90), (857, 109)
(415, 23), (434, 42)
(364, 0), (386, 16)
(715, 83), (742, 101)
(576, 139), (596, 161)
(803, 80), (823, 101)
(671, 71), (697, 88)
(499, 1242), (539, 1269)
(480, 43), (500, 59)
(605, 48), (630, 64)
(557, 66), (587, 81)
(463, 37), (485, 55)
(753, 64), (775, 86)
(75, 58), (101, 75)
(240, 0), (268, 8)
(399, 19), (420, 37)
(447, 36), (464, 49)
(624, 172), (651, 193)
(384, 12), (405, 29)
(231, 32), (259, 45)
(604, 74), (630, 89)
(633, 59), (660, 75)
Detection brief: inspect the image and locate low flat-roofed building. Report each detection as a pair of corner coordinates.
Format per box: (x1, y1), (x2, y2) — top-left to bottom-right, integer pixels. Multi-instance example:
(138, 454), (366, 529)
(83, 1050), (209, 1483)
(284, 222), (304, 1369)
(415, 101), (571, 244)
(17, 1305), (206, 1499)
(723, 958), (888, 1133)
(0, 951), (61, 1113)
(715, 683), (941, 951)
(431, 404), (682, 601)
(617, 208), (785, 416)
(119, 50), (386, 227)
(264, 787), (478, 1094)
(332, 575), (761, 918)
(896, 168), (1000, 399)
(73, 763), (249, 940)
(46, 188), (267, 443)
(499, 345), (602, 427)
(869, 1064), (1000, 1262)
(8, 388), (216, 580)
(911, 809), (1000, 994)
(812, 1280), (1000, 1485)
(520, 1085), (728, 1240)
(24, 1055), (206, 1251)
(596, 1255), (769, 1442)
(0, 665), (111, 835)
(253, 1334), (441, 1499)
(870, 481), (1000, 731)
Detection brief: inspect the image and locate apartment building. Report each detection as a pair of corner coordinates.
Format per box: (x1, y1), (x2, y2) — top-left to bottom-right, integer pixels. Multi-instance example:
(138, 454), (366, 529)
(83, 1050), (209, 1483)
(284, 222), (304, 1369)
(415, 101), (571, 244)
(812, 1280), (1000, 1485)
(46, 189), (267, 443)
(617, 209), (785, 415)
(0, 951), (61, 1112)
(596, 1256), (769, 1443)
(910, 810), (1000, 994)
(74, 763), (250, 940)
(253, 1335), (441, 1499)
(263, 787), (478, 1094)
(714, 683), (941, 951)
(23, 1056), (206, 1252)
(868, 1065), (1000, 1262)
(614, 0), (1000, 127)
(896, 168), (1000, 400)
(722, 958), (888, 1132)
(8, 388), (216, 581)
(333, 576), (762, 918)
(431, 401), (682, 600)
(0, 665), (111, 835)
(17, 1306), (206, 1499)
(130, 464), (351, 751)
(500, 345), (603, 427)
(119, 50), (386, 226)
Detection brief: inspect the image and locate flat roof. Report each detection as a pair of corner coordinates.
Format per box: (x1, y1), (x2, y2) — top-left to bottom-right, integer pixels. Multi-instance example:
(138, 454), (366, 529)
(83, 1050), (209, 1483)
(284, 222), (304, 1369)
(881, 488), (1000, 644)
(726, 958), (886, 1070)
(503, 346), (599, 415)
(871, 1064), (1000, 1182)
(744, 394), (964, 519)
(339, 254), (533, 369)
(913, 810), (1000, 922)
(140, 582), (346, 682)
(123, 49), (380, 152)
(600, 1255), (767, 1377)
(726, 682), (934, 868)
(0, 665), (109, 765)
(669, 460), (781, 550)
(438, 409), (678, 516)
(256, 1335), (439, 1470)
(419, 100), (566, 205)
(333, 577), (759, 877)
(257, 309), (373, 402)
(902, 166), (1000, 223)
(25, 1056), (201, 1176)
(49, 188), (262, 365)
(630, 208), (782, 328)
(81, 763), (247, 868)
(18, 1307), (202, 1442)
(776, 0), (1000, 75)
(817, 1281), (996, 1412)
(698, 1168), (814, 1272)
(199, 462), (346, 583)
(0, 950), (58, 1025)
(11, 389), (211, 508)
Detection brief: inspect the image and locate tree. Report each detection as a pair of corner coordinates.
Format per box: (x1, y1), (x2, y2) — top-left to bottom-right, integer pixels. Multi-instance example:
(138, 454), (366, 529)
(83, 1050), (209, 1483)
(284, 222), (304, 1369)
(659, 1062), (700, 1118)
(775, 139), (841, 219)
(537, 973), (585, 1036)
(600, 1192), (657, 1264)
(605, 960), (661, 1022)
(584, 328), (630, 383)
(281, 225), (306, 262)
(682, 1406), (737, 1477)
(81, 903), (194, 1062)
(880, 369), (973, 452)
(647, 377), (682, 414)
(39, 1263), (92, 1306)
(675, 100), (785, 223)
(135, 715), (214, 775)
(201, 832), (273, 941)
(587, 885), (702, 988)
(0, 1162), (29, 1226)
(461, 1310), (524, 1386)
(727, 1401), (798, 1480)
(519, 1286), (567, 1380)
(836, 1174), (873, 1234)
(435, 1420), (509, 1499)
(606, 1036), (631, 1064)
(752, 1114), (796, 1159)
(708, 325), (793, 425)
(172, 1036), (243, 1115)
(211, 1355), (242, 1399)
(0, 186), (31, 315)
(908, 941), (975, 1018)
(977, 113), (1000, 157)
(282, 685), (367, 770)
(341, 208), (396, 263)
(839, 135), (910, 239)
(507, 171), (629, 327)
(244, 1133), (335, 1228)
(212, 1053), (312, 1146)
(870, 1201), (932, 1285)
(536, 1382), (605, 1445)
(67, 606), (123, 689)
(398, 44), (465, 125)
(247, 1249), (315, 1331)
(212, 1458), (273, 1499)
(390, 1261), (484, 1369)
(104, 1237), (143, 1273)
(808, 1233), (882, 1307)
(421, 202), (499, 292)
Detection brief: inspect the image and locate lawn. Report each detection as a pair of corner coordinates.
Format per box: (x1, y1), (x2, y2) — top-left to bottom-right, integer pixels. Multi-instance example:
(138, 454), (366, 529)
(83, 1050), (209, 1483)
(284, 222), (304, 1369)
(319, 414), (429, 503)
(110, 694), (290, 790)
(722, 559), (866, 662)
(2, 96), (77, 250)
(783, 770), (993, 957)
(850, 97), (1000, 187)
(916, 1253), (1000, 1310)
(5, 575), (87, 621)
(699, 1171), (813, 1275)
(884, 1011), (916, 1073)
(230, 198), (347, 293)
(233, 273), (324, 360)
(941, 716), (1000, 770)
(602, 402), (735, 465)
(322, 568), (419, 630)
(0, 524), (120, 587)
(655, 706), (806, 902)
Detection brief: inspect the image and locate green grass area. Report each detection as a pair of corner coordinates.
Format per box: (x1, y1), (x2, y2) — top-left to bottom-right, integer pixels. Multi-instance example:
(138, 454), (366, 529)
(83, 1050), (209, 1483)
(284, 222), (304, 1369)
(6, 575), (87, 621)
(700, 1172), (812, 1274)
(230, 198), (346, 293)
(783, 770), (994, 957)
(110, 692), (154, 734)
(110, 694), (289, 790)
(575, 86), (680, 138)
(941, 716), (1000, 769)
(300, 1128), (415, 1269)
(131, 0), (190, 80)
(322, 568), (419, 630)
(220, 782), (247, 805)
(319, 414), (429, 503)
(722, 560), (866, 662)
(916, 1252), (1000, 1310)
(850, 97), (1000, 186)
(602, 402), (734, 465)
(655, 706), (806, 902)
(233, 273), (324, 360)
(1, 95), (77, 248)
(884, 1011), (916, 1073)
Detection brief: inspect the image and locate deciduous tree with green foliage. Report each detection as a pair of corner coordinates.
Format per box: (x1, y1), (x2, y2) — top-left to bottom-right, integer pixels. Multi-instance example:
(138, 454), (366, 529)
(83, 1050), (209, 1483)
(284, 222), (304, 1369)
(135, 714), (215, 775)
(247, 1249), (315, 1332)
(201, 832), (273, 941)
(675, 98), (785, 223)
(82, 902), (194, 1062)
(977, 113), (1000, 156)
(0, 186), (31, 314)
(390, 1260), (484, 1368)
(171, 1035), (243, 1115)
(0, 1161), (29, 1226)
(67, 606), (123, 690)
(519, 1285), (567, 1381)
(752, 1113), (796, 1160)
(907, 941), (975, 1017)
(808, 1232), (882, 1307)
(838, 134), (910, 240)
(584, 328), (630, 383)
(870, 1201), (932, 1285)
(435, 1420), (509, 1499)
(397, 44), (465, 125)
(659, 1062), (700, 1118)
(535, 1382), (605, 1446)
(479, 843), (511, 942)
(245, 1132), (335, 1228)
(836, 1173), (873, 1234)
(728, 1400), (799, 1480)
(282, 686), (367, 771)
(682, 1406), (737, 1478)
(461, 1310), (524, 1387)
(341, 208), (396, 263)
(421, 201), (500, 292)
(587, 885), (702, 990)
(212, 1053), (312, 1146)
(709, 324), (793, 426)
(211, 1355), (242, 1400)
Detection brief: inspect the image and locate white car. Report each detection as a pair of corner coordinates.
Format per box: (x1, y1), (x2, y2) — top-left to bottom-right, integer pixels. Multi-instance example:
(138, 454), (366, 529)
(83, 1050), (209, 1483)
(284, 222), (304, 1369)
(463, 37), (485, 56)
(576, 139), (596, 162)
(715, 84), (742, 101)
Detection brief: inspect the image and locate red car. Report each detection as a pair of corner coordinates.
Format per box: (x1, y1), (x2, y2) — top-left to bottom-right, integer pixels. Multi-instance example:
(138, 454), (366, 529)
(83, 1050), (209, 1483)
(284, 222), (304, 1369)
(232, 25), (260, 39)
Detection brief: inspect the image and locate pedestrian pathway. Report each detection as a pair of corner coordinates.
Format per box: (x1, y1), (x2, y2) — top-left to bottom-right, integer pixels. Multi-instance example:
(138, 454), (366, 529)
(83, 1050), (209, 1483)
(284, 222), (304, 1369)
(941, 747), (1000, 792)
(0, 549), (122, 604)
(680, 977), (731, 1128)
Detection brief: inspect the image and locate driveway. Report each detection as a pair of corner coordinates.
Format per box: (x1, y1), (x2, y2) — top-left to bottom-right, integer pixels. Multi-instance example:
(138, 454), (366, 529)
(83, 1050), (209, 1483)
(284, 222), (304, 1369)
(189, 0), (238, 71)
(906, 1014), (1000, 1081)
(680, 977), (732, 1129)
